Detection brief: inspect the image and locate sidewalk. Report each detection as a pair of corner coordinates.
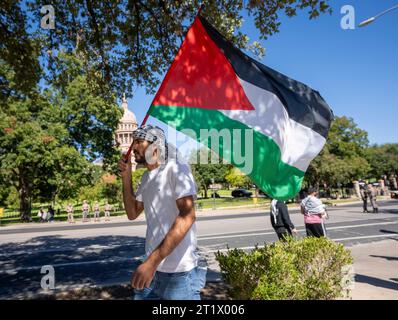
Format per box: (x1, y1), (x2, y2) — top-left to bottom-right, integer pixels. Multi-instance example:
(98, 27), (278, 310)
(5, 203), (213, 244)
(348, 239), (398, 300)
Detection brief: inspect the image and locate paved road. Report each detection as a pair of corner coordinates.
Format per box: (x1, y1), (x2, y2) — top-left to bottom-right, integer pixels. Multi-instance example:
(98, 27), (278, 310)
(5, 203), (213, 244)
(0, 200), (397, 299)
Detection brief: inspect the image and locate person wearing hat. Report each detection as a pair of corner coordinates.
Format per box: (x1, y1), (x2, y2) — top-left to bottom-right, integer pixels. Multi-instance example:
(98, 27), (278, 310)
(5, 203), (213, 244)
(118, 125), (206, 300)
(300, 187), (328, 237)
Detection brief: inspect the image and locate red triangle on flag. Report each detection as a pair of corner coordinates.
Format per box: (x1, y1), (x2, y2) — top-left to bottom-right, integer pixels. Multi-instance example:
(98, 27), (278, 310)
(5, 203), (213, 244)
(152, 17), (254, 111)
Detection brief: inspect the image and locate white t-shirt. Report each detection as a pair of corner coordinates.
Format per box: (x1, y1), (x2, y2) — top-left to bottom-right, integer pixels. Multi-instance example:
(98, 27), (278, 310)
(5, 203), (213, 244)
(135, 159), (198, 273)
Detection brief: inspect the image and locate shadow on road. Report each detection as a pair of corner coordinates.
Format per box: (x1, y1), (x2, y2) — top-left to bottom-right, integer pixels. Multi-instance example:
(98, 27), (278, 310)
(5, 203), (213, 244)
(0, 235), (146, 299)
(0, 235), (222, 300)
(355, 274), (398, 291)
(369, 255), (398, 261)
(380, 209), (398, 214)
(379, 229), (398, 236)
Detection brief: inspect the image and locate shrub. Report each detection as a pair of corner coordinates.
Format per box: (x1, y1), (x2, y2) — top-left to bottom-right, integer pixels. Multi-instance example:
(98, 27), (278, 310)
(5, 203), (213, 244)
(215, 237), (353, 300)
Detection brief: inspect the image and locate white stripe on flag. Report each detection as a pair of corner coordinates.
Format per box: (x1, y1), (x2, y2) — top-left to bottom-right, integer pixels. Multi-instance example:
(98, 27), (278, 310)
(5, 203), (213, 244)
(220, 78), (326, 171)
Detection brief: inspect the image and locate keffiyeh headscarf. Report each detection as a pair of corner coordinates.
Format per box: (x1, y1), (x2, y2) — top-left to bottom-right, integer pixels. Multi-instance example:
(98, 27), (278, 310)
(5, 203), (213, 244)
(132, 125), (186, 164)
(133, 125), (166, 145)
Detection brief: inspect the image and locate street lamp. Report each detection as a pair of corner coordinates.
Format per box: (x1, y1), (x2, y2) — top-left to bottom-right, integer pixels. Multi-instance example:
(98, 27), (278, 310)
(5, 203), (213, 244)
(359, 4), (398, 27)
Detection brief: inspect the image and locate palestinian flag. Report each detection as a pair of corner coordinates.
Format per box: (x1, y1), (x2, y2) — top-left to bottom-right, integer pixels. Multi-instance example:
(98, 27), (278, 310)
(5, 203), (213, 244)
(148, 15), (333, 200)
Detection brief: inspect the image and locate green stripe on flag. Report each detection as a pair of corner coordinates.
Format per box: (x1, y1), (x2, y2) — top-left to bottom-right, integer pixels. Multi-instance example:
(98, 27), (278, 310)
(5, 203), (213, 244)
(150, 105), (305, 200)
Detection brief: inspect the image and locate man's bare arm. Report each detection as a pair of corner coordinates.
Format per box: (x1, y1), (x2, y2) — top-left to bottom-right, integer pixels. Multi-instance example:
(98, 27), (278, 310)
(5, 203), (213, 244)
(118, 155), (144, 220)
(121, 176), (144, 220)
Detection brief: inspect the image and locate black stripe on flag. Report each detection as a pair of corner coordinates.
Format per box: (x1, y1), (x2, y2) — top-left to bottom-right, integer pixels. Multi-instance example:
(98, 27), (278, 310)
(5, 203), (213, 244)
(199, 16), (334, 139)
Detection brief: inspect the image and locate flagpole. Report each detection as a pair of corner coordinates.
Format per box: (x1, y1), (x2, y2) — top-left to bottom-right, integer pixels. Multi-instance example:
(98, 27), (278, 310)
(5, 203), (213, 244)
(123, 3), (205, 162)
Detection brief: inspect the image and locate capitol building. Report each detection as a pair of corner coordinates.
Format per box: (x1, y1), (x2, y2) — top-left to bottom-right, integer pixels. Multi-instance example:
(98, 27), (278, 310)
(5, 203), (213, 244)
(115, 94), (138, 170)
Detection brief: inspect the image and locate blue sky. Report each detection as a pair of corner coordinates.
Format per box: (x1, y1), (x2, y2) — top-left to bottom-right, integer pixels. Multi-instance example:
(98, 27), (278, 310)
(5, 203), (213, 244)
(126, 0), (398, 146)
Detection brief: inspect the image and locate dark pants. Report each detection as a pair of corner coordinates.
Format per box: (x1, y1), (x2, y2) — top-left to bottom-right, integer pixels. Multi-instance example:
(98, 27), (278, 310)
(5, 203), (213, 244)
(305, 223), (326, 238)
(275, 227), (292, 241)
(362, 199), (368, 212)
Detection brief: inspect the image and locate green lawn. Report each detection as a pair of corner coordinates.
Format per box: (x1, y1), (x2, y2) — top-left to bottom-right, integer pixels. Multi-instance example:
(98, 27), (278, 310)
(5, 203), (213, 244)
(1, 192), (369, 226)
(196, 196), (269, 209)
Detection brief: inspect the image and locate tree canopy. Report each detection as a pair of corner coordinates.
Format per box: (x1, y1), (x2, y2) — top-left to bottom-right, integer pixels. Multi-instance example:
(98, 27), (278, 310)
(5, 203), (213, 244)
(1, 0), (332, 98)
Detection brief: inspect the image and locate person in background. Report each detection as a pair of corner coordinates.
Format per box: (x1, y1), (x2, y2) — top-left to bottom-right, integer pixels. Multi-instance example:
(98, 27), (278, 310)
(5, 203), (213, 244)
(104, 201), (112, 221)
(367, 184), (379, 213)
(47, 206), (55, 222)
(37, 207), (45, 223)
(300, 188), (328, 238)
(66, 203), (75, 223)
(270, 199), (298, 240)
(82, 200), (90, 222)
(360, 184), (369, 213)
(93, 201), (100, 222)
(41, 208), (48, 222)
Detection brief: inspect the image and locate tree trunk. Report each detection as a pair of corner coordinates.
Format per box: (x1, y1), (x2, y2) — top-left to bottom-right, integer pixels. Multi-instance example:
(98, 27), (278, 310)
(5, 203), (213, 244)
(19, 172), (31, 221)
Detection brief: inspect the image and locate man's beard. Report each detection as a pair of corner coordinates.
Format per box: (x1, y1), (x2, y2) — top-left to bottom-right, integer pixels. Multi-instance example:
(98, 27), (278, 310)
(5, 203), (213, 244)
(134, 151), (146, 164)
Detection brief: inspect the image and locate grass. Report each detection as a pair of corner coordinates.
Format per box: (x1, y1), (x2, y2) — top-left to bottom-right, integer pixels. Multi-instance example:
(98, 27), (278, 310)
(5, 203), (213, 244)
(196, 196), (269, 209)
(0, 210), (127, 226)
(2, 189), (384, 226)
(0, 195), (269, 225)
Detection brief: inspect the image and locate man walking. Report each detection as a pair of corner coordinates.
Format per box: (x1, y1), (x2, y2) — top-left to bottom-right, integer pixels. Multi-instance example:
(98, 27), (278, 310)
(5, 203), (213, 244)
(118, 125), (207, 300)
(300, 188), (328, 238)
(270, 199), (298, 240)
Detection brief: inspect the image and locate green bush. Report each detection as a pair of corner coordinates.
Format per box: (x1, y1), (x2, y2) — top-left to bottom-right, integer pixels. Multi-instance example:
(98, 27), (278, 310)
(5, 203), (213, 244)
(215, 237), (353, 300)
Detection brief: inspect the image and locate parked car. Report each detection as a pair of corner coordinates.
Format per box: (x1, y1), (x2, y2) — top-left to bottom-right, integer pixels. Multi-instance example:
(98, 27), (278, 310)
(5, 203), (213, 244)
(231, 189), (253, 198)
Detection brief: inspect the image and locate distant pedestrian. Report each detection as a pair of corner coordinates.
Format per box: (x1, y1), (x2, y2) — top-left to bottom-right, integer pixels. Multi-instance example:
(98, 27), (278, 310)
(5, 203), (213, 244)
(93, 201), (100, 222)
(104, 202), (112, 221)
(300, 188), (328, 238)
(360, 185), (369, 213)
(37, 207), (45, 223)
(82, 200), (90, 222)
(270, 199), (298, 240)
(367, 184), (379, 213)
(41, 209), (48, 222)
(66, 203), (75, 223)
(48, 206), (55, 222)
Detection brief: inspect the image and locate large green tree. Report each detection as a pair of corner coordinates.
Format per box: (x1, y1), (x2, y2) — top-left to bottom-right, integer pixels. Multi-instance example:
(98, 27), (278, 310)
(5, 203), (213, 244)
(305, 116), (371, 189)
(0, 55), (122, 219)
(365, 144), (398, 179)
